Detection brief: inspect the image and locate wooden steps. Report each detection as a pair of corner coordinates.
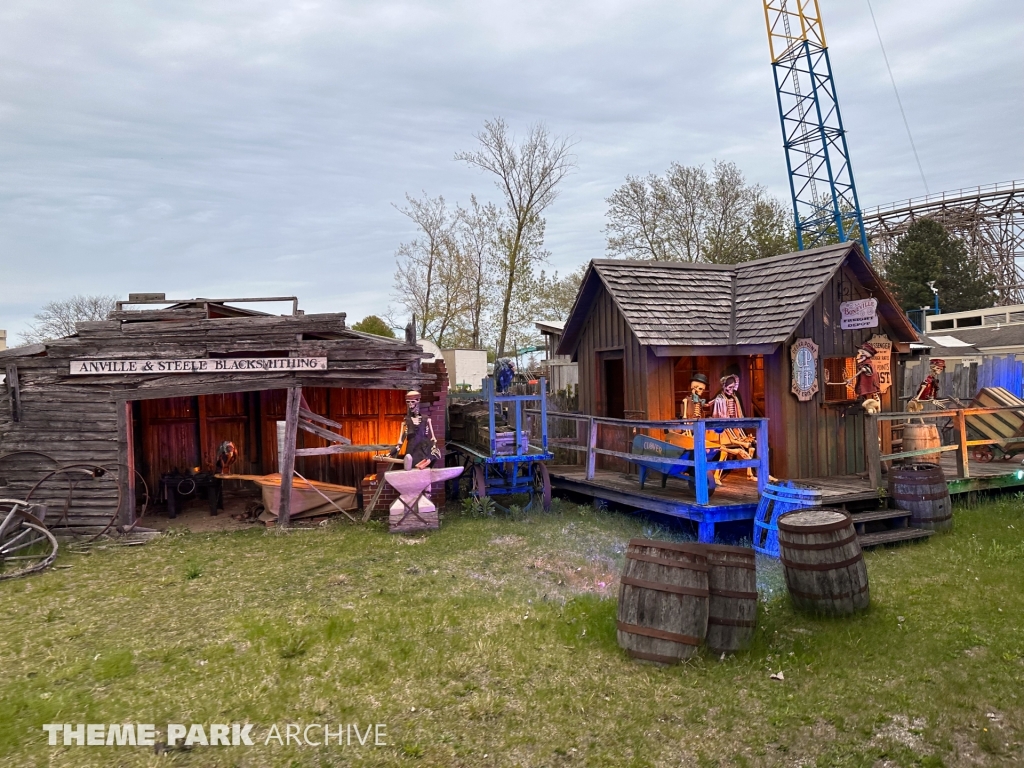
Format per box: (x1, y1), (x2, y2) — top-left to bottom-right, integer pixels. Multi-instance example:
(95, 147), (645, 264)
(850, 508), (910, 525)
(850, 508), (935, 549)
(858, 528), (934, 548)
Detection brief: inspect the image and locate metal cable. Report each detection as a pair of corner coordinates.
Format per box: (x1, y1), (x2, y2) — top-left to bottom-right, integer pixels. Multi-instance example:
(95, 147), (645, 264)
(865, 0), (929, 194)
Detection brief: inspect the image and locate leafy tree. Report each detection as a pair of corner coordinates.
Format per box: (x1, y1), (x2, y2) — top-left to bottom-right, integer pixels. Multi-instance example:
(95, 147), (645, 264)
(351, 315), (395, 338)
(604, 160), (794, 264)
(885, 219), (997, 313)
(20, 294), (117, 344)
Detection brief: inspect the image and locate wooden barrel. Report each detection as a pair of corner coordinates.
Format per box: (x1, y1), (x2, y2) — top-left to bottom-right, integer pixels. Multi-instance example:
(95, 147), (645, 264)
(702, 544), (757, 654)
(888, 463), (953, 532)
(617, 539), (709, 664)
(777, 509), (869, 615)
(902, 423), (941, 464)
(753, 480), (822, 557)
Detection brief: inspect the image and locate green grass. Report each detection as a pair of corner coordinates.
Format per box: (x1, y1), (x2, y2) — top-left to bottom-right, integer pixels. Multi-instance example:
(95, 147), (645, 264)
(1, 495), (1023, 767)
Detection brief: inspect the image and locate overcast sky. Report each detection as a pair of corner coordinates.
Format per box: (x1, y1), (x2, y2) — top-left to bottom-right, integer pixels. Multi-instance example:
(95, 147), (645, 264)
(1, 0), (1021, 341)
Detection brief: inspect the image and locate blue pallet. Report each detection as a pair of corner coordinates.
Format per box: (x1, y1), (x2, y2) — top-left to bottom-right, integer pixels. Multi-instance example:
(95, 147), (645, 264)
(753, 480), (823, 557)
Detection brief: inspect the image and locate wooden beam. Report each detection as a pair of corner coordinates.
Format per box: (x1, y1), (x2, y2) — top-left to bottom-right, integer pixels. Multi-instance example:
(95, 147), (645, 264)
(585, 417), (597, 480)
(197, 395), (210, 470)
(953, 410), (970, 479)
(297, 418), (352, 445)
(5, 364), (21, 422)
(865, 414), (881, 491)
(278, 387), (302, 527)
(294, 443), (392, 457)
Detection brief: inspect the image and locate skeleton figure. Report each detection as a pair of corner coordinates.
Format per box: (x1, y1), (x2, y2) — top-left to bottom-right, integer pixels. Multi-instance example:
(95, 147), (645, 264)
(908, 358), (946, 412)
(846, 343), (881, 398)
(679, 373), (709, 420)
(216, 441), (238, 474)
(391, 391), (441, 469)
(710, 366), (756, 483)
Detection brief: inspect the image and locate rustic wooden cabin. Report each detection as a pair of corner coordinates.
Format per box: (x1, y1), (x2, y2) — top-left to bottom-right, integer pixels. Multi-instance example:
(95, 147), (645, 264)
(0, 297), (445, 531)
(556, 243), (919, 480)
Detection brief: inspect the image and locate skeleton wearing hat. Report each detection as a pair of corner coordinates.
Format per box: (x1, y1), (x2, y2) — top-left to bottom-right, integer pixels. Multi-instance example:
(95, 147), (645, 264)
(908, 358), (946, 413)
(710, 364), (757, 483)
(840, 343), (883, 414)
(391, 391), (441, 469)
(679, 372), (709, 420)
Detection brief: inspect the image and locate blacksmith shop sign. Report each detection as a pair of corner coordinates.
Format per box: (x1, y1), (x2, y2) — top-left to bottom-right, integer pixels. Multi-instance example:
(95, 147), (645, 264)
(69, 358), (328, 375)
(839, 298), (878, 330)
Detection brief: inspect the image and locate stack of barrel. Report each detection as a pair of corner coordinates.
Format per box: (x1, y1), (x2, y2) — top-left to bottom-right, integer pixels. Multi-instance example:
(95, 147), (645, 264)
(777, 508), (870, 615)
(616, 539), (758, 664)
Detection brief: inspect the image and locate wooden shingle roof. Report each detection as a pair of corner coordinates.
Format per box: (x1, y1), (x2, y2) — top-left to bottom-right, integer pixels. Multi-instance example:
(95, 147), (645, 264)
(558, 243), (918, 356)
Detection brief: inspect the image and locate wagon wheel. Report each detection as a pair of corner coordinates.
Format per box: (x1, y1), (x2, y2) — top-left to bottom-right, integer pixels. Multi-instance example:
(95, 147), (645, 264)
(533, 463), (552, 511)
(0, 503), (58, 581)
(972, 446), (994, 463)
(472, 464), (487, 499)
(999, 451), (1019, 462)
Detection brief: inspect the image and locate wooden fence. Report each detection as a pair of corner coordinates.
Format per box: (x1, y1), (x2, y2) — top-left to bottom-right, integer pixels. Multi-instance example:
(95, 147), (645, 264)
(903, 354), (1023, 402)
(864, 404), (1024, 489)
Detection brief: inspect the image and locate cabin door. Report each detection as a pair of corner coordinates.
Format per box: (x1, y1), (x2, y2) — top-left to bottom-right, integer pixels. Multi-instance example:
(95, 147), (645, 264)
(603, 357), (625, 419)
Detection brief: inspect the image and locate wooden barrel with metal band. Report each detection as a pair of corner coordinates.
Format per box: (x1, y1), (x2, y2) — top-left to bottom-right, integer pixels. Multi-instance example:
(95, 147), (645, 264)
(902, 423), (942, 464)
(700, 544), (758, 654)
(616, 539), (709, 664)
(777, 509), (869, 616)
(888, 463), (952, 532)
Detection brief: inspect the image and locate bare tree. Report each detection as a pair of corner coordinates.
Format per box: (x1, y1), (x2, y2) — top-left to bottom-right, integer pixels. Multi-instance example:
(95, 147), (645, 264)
(605, 160), (794, 264)
(392, 193), (470, 346)
(20, 294), (118, 344)
(452, 196), (501, 349)
(456, 118), (577, 357)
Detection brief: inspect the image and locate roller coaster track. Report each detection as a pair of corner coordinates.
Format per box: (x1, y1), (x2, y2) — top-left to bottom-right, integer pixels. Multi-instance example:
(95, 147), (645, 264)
(862, 180), (1024, 304)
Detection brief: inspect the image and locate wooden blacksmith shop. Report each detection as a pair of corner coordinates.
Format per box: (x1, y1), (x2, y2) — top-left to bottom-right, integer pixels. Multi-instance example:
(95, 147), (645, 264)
(0, 296), (445, 531)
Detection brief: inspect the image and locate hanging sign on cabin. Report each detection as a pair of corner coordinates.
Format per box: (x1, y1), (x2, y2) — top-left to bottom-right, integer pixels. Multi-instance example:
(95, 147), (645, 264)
(69, 357), (328, 375)
(839, 298), (878, 330)
(790, 338), (819, 401)
(866, 334), (892, 393)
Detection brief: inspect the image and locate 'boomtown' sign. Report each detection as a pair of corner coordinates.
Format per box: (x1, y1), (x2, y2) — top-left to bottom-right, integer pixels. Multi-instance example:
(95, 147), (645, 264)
(70, 358), (328, 376)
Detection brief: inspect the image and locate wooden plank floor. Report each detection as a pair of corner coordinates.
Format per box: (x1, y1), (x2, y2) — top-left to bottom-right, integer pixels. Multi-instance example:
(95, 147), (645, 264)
(549, 454), (1024, 517)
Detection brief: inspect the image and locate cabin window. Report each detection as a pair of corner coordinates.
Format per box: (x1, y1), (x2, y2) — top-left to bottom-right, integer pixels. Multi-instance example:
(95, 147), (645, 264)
(823, 357), (857, 402)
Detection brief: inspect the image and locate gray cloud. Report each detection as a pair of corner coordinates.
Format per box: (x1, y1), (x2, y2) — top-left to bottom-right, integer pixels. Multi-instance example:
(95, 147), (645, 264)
(1, 0), (1021, 338)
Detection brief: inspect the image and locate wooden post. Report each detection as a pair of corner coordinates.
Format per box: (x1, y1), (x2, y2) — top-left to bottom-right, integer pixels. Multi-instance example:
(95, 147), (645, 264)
(694, 420), (709, 505)
(865, 414), (881, 490)
(5, 364), (21, 423)
(756, 417), (769, 496)
(585, 417), (597, 480)
(117, 401), (136, 526)
(953, 409), (970, 479)
(278, 387), (302, 527)
(197, 395), (210, 471)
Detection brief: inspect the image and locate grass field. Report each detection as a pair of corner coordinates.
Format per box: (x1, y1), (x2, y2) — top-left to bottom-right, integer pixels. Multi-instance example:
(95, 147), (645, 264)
(2, 494), (1023, 767)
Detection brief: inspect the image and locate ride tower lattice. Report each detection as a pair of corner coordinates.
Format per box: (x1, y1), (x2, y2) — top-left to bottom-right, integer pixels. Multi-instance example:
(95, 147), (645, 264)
(763, 0), (871, 259)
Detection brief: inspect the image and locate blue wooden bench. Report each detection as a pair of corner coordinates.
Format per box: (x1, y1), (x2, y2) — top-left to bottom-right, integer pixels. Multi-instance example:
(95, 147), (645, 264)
(630, 434), (717, 497)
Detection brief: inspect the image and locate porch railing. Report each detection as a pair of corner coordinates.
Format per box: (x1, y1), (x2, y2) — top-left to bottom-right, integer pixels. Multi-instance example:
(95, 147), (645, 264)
(528, 411), (769, 505)
(864, 405), (1024, 489)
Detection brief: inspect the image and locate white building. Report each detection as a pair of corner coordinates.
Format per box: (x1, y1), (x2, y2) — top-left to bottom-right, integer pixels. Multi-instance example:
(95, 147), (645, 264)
(442, 349), (488, 392)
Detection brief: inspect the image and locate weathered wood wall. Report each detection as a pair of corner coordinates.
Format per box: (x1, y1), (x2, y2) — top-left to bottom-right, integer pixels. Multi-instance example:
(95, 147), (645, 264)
(765, 264), (904, 480)
(0, 311), (434, 530)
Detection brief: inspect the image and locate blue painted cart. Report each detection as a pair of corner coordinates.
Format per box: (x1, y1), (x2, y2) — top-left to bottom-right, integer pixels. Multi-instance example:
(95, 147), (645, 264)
(449, 377), (554, 511)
